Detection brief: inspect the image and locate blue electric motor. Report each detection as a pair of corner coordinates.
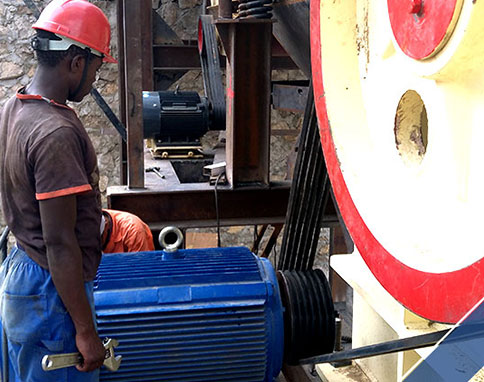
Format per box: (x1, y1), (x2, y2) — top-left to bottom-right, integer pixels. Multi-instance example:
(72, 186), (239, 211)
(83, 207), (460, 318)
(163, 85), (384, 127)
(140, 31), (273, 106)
(94, 246), (284, 382)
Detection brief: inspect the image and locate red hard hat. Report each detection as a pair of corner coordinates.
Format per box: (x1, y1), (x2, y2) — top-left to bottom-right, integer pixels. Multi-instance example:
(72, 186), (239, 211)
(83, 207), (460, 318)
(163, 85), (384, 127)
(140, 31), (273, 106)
(32, 0), (117, 63)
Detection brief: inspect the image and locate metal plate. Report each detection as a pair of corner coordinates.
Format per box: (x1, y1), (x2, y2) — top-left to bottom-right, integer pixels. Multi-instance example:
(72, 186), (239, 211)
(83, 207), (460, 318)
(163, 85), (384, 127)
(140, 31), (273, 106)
(272, 0), (311, 76)
(387, 0), (463, 60)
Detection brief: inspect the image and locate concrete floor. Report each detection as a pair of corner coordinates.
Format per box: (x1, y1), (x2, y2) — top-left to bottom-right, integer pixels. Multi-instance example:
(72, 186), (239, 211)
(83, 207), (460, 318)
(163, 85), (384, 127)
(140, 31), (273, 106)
(277, 365), (323, 382)
(276, 362), (372, 382)
(317, 363), (373, 382)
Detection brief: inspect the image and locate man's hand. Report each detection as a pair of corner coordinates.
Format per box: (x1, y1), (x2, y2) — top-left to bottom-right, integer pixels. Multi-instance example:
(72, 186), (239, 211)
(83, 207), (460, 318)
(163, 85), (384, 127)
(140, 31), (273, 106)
(75, 331), (105, 372)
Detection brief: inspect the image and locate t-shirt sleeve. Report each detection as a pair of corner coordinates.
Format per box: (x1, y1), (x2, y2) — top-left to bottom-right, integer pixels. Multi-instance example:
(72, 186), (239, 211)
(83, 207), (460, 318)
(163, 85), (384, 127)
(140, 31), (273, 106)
(29, 127), (92, 200)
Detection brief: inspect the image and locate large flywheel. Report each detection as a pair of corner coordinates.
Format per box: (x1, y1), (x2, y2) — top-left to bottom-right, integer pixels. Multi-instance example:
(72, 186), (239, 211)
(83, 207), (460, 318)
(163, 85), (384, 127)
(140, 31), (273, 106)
(310, 0), (484, 323)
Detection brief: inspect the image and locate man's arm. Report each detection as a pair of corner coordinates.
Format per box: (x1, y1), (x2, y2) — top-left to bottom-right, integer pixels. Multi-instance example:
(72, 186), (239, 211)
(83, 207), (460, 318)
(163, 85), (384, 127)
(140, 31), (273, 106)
(39, 194), (105, 372)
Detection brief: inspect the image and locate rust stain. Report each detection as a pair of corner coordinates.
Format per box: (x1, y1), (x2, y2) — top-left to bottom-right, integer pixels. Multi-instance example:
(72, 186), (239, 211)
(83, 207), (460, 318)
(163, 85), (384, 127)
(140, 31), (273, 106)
(355, 4), (370, 71)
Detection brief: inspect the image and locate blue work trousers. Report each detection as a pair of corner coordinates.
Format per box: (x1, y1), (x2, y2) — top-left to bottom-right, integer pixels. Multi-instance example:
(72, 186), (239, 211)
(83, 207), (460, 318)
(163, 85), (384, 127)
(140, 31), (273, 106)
(0, 247), (99, 382)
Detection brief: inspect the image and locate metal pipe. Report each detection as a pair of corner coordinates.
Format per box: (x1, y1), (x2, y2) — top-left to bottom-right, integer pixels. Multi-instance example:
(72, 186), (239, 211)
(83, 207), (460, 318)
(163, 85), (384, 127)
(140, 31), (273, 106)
(218, 0), (233, 19)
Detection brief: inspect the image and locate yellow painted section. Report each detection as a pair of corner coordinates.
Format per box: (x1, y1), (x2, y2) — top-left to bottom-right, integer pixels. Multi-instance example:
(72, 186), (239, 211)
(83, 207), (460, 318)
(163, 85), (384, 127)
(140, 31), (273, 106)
(330, 253), (451, 382)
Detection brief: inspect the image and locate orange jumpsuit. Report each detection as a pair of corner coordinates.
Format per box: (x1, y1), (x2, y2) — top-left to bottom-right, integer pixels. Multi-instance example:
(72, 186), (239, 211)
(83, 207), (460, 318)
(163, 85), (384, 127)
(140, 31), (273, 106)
(102, 209), (155, 253)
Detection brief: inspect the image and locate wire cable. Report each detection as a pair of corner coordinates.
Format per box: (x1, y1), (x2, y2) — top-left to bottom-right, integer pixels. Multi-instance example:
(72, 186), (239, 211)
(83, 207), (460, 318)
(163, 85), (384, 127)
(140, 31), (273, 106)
(253, 225), (258, 255)
(214, 172), (225, 247)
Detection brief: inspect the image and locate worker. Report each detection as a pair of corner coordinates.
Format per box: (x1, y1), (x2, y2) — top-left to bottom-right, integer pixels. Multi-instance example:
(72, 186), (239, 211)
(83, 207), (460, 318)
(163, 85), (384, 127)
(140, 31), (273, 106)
(101, 209), (155, 253)
(0, 0), (116, 381)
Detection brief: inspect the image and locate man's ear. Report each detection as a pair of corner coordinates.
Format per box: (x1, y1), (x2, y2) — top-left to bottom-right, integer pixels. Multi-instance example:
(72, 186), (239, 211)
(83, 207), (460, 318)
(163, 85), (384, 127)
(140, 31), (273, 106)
(69, 54), (86, 74)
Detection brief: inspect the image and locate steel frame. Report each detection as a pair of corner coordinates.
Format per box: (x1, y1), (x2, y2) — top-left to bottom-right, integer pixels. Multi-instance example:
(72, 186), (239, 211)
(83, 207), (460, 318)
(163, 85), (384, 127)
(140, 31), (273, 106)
(111, 4), (344, 382)
(153, 40), (298, 71)
(111, 0), (308, 229)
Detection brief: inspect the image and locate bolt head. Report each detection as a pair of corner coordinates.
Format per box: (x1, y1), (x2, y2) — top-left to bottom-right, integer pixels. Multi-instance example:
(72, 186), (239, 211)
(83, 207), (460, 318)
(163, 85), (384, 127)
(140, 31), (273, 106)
(409, 0), (423, 14)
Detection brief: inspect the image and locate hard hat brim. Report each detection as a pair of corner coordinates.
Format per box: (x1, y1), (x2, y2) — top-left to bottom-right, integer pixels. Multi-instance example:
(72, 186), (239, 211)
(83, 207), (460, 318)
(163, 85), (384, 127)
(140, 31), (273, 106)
(103, 53), (117, 64)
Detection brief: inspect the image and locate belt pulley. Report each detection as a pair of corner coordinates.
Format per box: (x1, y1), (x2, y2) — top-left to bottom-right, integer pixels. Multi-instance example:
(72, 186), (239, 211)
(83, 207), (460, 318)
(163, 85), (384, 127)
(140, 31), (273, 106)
(277, 269), (335, 364)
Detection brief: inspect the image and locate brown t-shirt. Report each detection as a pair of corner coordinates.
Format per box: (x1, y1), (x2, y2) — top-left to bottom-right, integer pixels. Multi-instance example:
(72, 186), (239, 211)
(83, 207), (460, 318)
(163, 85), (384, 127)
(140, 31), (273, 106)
(0, 89), (102, 281)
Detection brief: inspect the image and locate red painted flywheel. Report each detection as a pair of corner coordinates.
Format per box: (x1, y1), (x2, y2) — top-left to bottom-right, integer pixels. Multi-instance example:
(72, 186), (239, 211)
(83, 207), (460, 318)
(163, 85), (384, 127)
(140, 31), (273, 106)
(310, 0), (484, 323)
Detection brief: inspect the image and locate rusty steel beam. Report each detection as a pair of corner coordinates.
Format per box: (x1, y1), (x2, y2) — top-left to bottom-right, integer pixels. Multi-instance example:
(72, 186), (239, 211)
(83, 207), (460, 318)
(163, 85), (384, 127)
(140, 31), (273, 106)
(271, 36), (290, 57)
(271, 56), (299, 70)
(107, 182), (291, 229)
(216, 19), (272, 186)
(272, 0), (311, 76)
(122, 0), (153, 188)
(261, 224), (283, 258)
(152, 44), (298, 71)
(116, 0), (128, 184)
(251, 224), (269, 254)
(153, 45), (201, 70)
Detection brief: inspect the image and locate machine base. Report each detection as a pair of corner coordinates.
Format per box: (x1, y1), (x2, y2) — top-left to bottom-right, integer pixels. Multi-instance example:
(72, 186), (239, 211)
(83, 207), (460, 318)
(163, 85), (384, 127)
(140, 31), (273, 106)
(328, 253), (449, 382)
